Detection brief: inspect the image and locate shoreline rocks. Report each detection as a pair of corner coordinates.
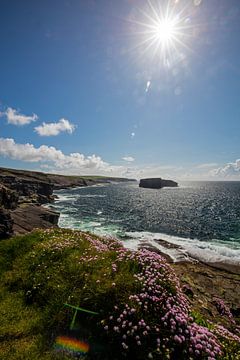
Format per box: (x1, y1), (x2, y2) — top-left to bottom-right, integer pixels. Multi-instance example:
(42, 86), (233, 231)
(11, 204), (60, 235)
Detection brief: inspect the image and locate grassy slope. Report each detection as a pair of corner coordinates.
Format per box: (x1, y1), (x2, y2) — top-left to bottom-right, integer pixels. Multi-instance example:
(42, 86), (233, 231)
(0, 229), (239, 360)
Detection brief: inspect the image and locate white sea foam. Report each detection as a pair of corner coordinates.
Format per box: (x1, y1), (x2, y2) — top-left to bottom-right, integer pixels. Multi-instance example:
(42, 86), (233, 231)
(124, 231), (240, 265)
(55, 193), (107, 203)
(78, 194), (106, 198)
(57, 211), (240, 266)
(54, 194), (77, 202)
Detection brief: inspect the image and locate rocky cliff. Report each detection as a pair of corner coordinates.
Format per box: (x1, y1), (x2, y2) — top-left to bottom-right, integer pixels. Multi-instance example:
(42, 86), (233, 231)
(0, 167), (135, 238)
(139, 178), (178, 189)
(0, 171), (59, 238)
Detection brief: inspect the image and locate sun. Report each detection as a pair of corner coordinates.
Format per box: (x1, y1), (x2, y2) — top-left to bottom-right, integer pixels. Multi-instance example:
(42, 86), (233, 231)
(153, 18), (176, 45)
(130, 0), (193, 66)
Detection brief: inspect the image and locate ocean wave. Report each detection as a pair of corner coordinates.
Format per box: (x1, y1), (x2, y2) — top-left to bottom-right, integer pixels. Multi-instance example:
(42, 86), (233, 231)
(57, 213), (240, 266)
(124, 231), (240, 265)
(54, 194), (77, 202)
(54, 193), (106, 202)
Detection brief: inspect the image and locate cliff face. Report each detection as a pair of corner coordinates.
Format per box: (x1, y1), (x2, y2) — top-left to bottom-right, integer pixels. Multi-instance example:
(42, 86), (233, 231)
(0, 185), (18, 239)
(0, 208), (14, 239)
(139, 178), (178, 189)
(0, 175), (54, 204)
(0, 184), (19, 209)
(0, 169), (59, 238)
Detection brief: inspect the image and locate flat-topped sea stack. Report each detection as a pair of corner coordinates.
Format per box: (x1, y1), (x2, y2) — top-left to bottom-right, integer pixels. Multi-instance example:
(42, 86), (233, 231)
(139, 178), (178, 189)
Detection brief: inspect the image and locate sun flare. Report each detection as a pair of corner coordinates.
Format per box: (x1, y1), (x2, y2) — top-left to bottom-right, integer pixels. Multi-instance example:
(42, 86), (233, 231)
(153, 18), (176, 44)
(131, 0), (194, 66)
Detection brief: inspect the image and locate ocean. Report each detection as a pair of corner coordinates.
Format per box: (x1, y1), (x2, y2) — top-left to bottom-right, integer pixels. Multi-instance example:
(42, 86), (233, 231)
(50, 181), (240, 266)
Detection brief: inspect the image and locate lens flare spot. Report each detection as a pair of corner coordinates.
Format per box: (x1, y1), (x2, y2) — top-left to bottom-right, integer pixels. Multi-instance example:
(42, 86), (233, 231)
(54, 336), (89, 355)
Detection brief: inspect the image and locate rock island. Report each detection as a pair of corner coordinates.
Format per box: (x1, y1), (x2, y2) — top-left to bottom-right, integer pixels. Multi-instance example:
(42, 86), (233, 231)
(139, 177), (178, 189)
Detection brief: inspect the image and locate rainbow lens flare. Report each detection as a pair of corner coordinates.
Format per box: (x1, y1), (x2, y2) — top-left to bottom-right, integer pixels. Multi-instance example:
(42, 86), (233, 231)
(54, 336), (89, 355)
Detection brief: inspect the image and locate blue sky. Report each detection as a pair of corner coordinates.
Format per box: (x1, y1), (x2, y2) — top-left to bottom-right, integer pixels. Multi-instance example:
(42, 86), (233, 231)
(0, 0), (240, 179)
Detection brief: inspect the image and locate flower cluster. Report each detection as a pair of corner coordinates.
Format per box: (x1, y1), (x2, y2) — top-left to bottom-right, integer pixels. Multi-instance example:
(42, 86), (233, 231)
(213, 297), (235, 323)
(102, 248), (222, 359)
(213, 324), (240, 343)
(28, 229), (240, 359)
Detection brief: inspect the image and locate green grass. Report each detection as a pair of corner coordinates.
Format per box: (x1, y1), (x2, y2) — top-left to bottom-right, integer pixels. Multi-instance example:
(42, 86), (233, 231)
(0, 229), (141, 359)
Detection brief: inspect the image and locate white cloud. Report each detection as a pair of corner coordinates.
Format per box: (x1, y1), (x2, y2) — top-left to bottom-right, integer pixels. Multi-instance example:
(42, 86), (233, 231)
(0, 137), (125, 176)
(122, 156), (135, 162)
(0, 135), (239, 181)
(210, 159), (240, 179)
(0, 107), (38, 126)
(35, 118), (75, 136)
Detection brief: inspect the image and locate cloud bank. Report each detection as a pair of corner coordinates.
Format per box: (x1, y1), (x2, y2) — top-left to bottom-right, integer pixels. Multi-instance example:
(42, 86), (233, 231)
(210, 159), (240, 178)
(0, 107), (38, 126)
(35, 118), (75, 136)
(0, 137), (115, 174)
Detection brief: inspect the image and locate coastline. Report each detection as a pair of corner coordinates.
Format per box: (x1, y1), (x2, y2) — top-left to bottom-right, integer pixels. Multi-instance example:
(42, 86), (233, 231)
(1, 167), (239, 322)
(0, 168), (239, 359)
(0, 166), (135, 238)
(139, 240), (240, 275)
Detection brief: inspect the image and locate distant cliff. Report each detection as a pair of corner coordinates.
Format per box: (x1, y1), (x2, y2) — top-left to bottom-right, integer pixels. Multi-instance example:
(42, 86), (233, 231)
(139, 178), (178, 189)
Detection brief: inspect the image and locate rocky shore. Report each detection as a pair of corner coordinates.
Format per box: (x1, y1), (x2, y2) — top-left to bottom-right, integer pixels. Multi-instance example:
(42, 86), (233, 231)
(0, 167), (135, 238)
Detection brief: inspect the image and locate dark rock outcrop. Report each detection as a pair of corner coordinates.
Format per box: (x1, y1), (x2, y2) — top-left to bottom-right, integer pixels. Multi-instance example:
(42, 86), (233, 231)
(0, 184), (19, 209)
(139, 178), (178, 189)
(0, 169), (58, 238)
(11, 205), (59, 235)
(0, 208), (14, 239)
(0, 175), (54, 204)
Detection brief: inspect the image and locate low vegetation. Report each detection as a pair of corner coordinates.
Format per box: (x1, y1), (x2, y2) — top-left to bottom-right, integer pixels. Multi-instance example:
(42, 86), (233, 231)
(0, 228), (239, 359)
